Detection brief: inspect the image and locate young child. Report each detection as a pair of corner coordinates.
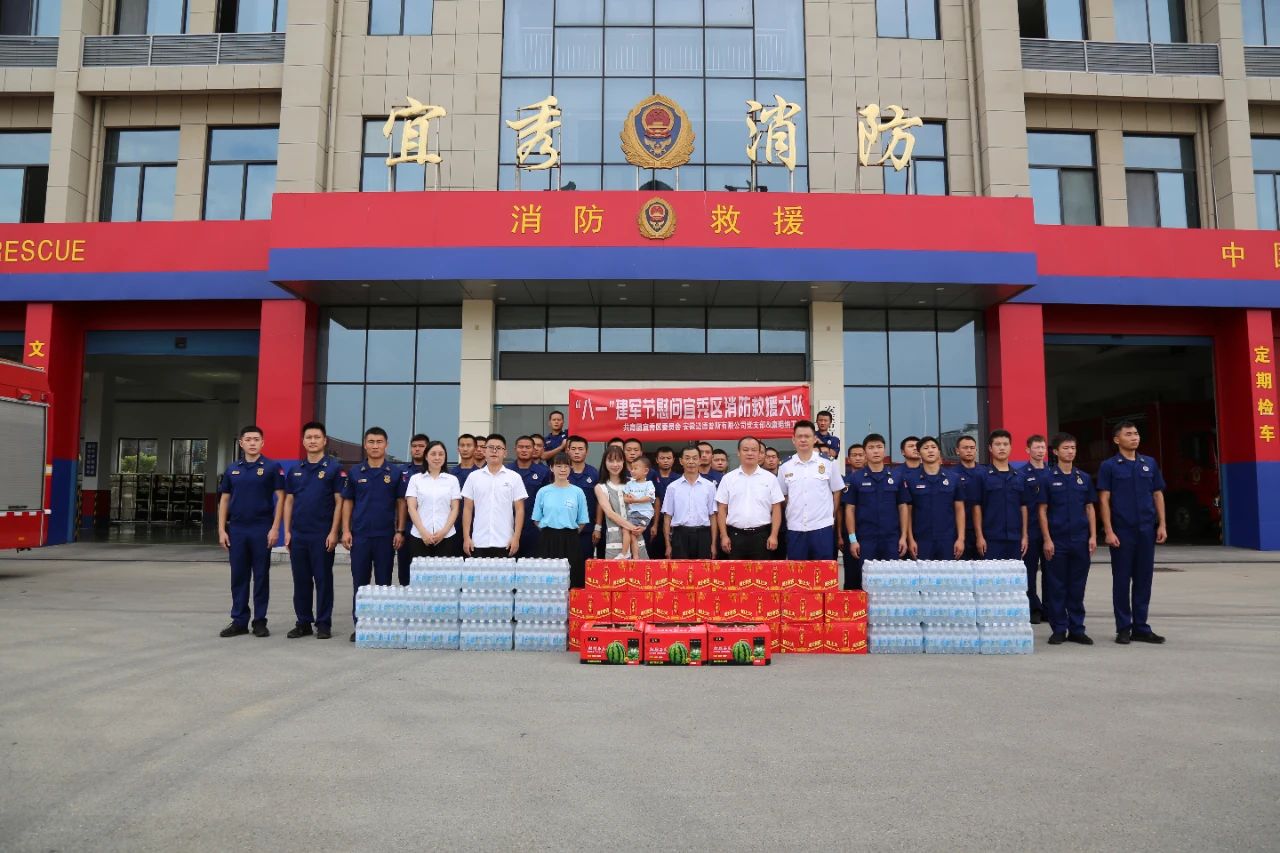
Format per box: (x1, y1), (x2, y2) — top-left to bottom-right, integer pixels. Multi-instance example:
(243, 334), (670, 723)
(621, 456), (657, 559)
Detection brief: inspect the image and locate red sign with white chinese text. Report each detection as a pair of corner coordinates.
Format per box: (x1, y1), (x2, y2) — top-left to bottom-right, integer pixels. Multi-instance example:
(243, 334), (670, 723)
(568, 385), (811, 442)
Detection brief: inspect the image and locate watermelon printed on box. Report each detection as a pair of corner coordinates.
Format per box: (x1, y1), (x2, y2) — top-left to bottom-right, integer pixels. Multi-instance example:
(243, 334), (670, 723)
(706, 623), (772, 665)
(643, 622), (707, 666)
(579, 621), (644, 664)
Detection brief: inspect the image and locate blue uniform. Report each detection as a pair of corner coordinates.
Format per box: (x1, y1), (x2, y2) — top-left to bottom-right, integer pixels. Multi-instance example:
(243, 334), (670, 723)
(1039, 466), (1097, 636)
(702, 469), (723, 485)
(1019, 463), (1052, 616)
(286, 455), (343, 629)
(569, 464), (600, 563)
(342, 460), (401, 622)
(450, 463), (481, 488)
(843, 467), (906, 590)
(218, 456), (285, 627)
(544, 430), (568, 455)
(903, 468), (966, 559)
(816, 430), (841, 460)
(394, 463), (418, 586)
(1098, 452), (1166, 635)
(972, 465), (1040, 561)
(954, 464), (983, 559)
(508, 461), (551, 556)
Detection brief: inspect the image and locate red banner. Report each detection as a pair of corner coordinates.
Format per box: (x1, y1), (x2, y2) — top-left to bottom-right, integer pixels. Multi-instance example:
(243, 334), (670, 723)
(568, 386), (811, 442)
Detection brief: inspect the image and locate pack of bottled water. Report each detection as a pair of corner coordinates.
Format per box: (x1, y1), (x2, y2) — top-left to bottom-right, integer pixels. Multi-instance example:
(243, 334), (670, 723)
(356, 617), (408, 649)
(409, 556), (463, 588)
(514, 558), (571, 591)
(459, 557), (516, 590)
(867, 592), (925, 624)
(513, 589), (569, 622)
(975, 591), (1032, 624)
(513, 621), (569, 651)
(921, 591), (978, 624)
(404, 619), (461, 650)
(973, 560), (1030, 595)
(459, 620), (514, 651)
(867, 623), (925, 653)
(923, 623), (981, 654)
(458, 588), (514, 622)
(978, 623), (1035, 654)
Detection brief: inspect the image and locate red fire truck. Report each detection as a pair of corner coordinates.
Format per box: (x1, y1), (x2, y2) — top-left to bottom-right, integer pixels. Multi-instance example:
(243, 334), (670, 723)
(0, 359), (52, 550)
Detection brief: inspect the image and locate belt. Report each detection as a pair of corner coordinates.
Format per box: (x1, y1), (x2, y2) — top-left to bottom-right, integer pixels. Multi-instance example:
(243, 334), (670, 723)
(673, 525), (710, 530)
(729, 525), (768, 534)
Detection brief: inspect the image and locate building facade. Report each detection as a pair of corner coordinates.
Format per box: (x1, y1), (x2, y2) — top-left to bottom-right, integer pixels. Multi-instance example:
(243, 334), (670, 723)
(1, 0), (1278, 549)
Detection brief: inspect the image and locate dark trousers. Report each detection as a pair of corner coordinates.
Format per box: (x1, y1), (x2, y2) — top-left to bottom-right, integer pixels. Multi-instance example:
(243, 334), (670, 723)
(517, 525), (541, 559)
(1110, 525), (1156, 633)
(579, 530), (595, 568)
(787, 526), (836, 560)
(915, 537), (956, 560)
(847, 536), (902, 590)
(288, 534), (334, 628)
(727, 526), (769, 560)
(396, 537), (412, 586)
(228, 524), (271, 626)
(409, 533), (462, 558)
(842, 545), (860, 590)
(350, 535), (394, 623)
(539, 527), (585, 587)
(962, 528), (981, 560)
(1045, 541), (1091, 635)
(472, 546), (510, 557)
(1024, 534), (1046, 615)
(670, 526), (712, 559)
(984, 540), (1022, 560)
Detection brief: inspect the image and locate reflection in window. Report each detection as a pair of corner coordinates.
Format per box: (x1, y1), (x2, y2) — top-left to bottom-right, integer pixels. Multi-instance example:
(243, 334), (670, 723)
(203, 126), (277, 221)
(369, 0), (431, 34)
(1019, 0), (1085, 38)
(883, 122), (947, 195)
(1028, 131), (1098, 225)
(1123, 134), (1198, 228)
(360, 119), (427, 191)
(215, 0), (286, 32)
(0, 131), (50, 224)
(500, 0), (806, 190)
(1253, 137), (1280, 229)
(1243, 0), (1280, 45)
(101, 129), (178, 222)
(1113, 0), (1186, 42)
(877, 0), (939, 38)
(2, 0), (60, 34)
(115, 0), (188, 33)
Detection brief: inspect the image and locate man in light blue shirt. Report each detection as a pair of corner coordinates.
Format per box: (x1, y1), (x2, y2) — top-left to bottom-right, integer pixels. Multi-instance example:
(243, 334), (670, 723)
(662, 445), (718, 559)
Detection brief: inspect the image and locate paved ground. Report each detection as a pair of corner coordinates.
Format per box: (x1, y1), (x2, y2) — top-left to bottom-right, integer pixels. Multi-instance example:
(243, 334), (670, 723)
(1, 544), (1277, 852)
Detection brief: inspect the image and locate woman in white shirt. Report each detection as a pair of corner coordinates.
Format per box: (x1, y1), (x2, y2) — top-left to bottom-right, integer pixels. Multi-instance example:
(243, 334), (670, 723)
(405, 440), (462, 557)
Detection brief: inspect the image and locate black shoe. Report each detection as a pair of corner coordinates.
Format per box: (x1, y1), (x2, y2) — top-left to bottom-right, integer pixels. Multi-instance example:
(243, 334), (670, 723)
(349, 631), (356, 642)
(220, 622), (249, 638)
(316, 626), (331, 639)
(1132, 630), (1166, 644)
(1067, 633), (1094, 645)
(1048, 632), (1066, 645)
(1029, 611), (1042, 625)
(251, 621), (270, 638)
(286, 624), (314, 639)
(1115, 629), (1132, 645)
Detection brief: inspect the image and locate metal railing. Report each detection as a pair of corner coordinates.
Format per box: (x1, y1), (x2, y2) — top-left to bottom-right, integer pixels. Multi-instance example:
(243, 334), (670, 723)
(0, 36), (59, 68)
(1021, 38), (1220, 75)
(82, 32), (284, 67)
(1244, 45), (1280, 76)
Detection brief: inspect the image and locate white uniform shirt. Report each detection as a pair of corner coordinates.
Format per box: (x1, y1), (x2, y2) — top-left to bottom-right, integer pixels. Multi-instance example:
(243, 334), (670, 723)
(406, 471), (461, 539)
(715, 466), (784, 529)
(460, 465), (529, 548)
(778, 452), (844, 532)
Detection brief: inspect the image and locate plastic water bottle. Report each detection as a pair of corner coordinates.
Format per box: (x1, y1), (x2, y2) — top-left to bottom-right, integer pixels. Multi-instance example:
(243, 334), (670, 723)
(459, 620), (513, 651)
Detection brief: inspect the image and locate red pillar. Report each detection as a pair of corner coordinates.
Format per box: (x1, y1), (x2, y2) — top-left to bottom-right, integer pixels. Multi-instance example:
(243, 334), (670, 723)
(985, 303), (1047, 461)
(24, 303), (84, 545)
(1214, 309), (1280, 549)
(255, 299), (316, 460)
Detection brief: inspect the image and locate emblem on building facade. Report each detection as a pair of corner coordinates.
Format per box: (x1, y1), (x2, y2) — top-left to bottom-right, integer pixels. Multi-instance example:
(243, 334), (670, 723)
(620, 95), (696, 170)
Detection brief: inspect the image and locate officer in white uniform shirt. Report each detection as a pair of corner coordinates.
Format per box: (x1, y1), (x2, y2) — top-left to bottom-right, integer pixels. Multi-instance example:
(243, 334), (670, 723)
(460, 433), (528, 557)
(715, 436), (783, 560)
(778, 419), (845, 559)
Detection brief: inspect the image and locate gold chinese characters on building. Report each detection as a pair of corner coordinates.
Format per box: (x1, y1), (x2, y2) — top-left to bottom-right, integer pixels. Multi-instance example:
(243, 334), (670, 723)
(857, 103), (923, 171)
(384, 96), (447, 190)
(506, 95), (562, 171)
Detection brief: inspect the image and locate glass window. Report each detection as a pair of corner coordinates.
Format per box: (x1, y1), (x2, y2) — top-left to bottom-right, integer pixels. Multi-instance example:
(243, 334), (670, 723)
(504, 0), (554, 74)
(360, 118), (427, 191)
(883, 121), (947, 195)
(215, 0), (285, 32)
(2, 0), (61, 34)
(706, 0), (752, 25)
(1028, 131), (1098, 225)
(655, 28), (704, 76)
(498, 306), (547, 352)
(365, 307), (417, 382)
(878, 0), (938, 38)
(364, 384), (414, 462)
(1242, 0), (1280, 44)
(937, 311), (984, 386)
(656, 0), (701, 24)
(761, 307), (807, 354)
(940, 387), (982, 453)
(115, 0), (187, 33)
(547, 306), (599, 352)
(843, 309), (889, 385)
(606, 0), (651, 25)
(601, 306), (652, 351)
(844, 387), (890, 445)
(1253, 137), (1280, 230)
(318, 307), (368, 383)
(414, 384), (461, 449)
(369, 0), (431, 34)
(890, 387), (940, 453)
(1019, 0), (1085, 38)
(319, 385), (364, 461)
(101, 129), (178, 222)
(0, 130), (49, 224)
(654, 306), (706, 352)
(708, 307), (759, 353)
(1124, 134), (1198, 228)
(1114, 0), (1186, 42)
(416, 307), (462, 382)
(754, 0), (805, 77)
(204, 127), (277, 221)
(888, 310), (938, 385)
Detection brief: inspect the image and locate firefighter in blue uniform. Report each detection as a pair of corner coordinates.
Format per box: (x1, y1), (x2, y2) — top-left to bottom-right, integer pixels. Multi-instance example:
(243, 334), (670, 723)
(282, 421), (343, 640)
(1020, 434), (1052, 623)
(565, 435), (599, 563)
(953, 435), (983, 559)
(814, 410), (841, 460)
(394, 433), (429, 587)
(1037, 432), (1097, 646)
(217, 425), (285, 638)
(972, 429), (1039, 561)
(903, 436), (966, 560)
(1098, 420), (1168, 645)
(540, 410), (569, 461)
(509, 434), (550, 556)
(648, 446), (681, 558)
(341, 426), (405, 641)
(843, 433), (909, 589)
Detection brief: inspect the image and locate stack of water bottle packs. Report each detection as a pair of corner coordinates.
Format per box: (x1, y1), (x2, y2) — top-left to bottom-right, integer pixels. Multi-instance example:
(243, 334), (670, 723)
(354, 557), (570, 651)
(864, 560), (1035, 654)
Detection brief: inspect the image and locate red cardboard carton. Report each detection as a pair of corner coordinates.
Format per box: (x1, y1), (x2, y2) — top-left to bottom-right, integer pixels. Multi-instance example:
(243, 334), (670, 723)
(731, 589), (781, 621)
(706, 623), (773, 665)
(824, 619), (869, 654)
(652, 588), (699, 621)
(780, 621), (826, 654)
(667, 559), (712, 590)
(611, 588), (655, 621)
(781, 588), (826, 622)
(824, 590), (868, 622)
(709, 560), (754, 590)
(579, 621), (645, 664)
(569, 588), (612, 621)
(625, 559), (667, 589)
(643, 622), (708, 665)
(769, 619), (783, 653)
(753, 560), (790, 590)
(568, 616), (585, 651)
(585, 559), (628, 591)
(696, 588), (738, 623)
(789, 560), (840, 591)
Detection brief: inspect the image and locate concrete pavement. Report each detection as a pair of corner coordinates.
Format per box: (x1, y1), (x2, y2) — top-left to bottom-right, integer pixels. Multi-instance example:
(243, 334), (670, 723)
(1, 543), (1277, 852)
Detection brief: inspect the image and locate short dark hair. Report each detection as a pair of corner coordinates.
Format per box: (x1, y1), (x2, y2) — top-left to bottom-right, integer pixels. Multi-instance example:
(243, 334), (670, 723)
(917, 435), (940, 451)
(624, 437), (644, 448)
(794, 419), (816, 434)
(655, 445), (675, 457)
(900, 435), (920, 451)
(696, 441), (714, 452)
(988, 429), (1012, 445)
(712, 448), (729, 458)
(956, 435), (977, 447)
(475, 435), (489, 443)
(816, 410), (833, 421)
(549, 410), (565, 419)
(410, 433), (429, 444)
(631, 455), (651, 469)
(848, 443), (864, 453)
(1051, 432), (1076, 451)
(486, 433), (508, 448)
(863, 433), (886, 447)
(738, 435), (761, 451)
(1112, 420), (1138, 437)
(364, 427), (388, 440)
(681, 444), (701, 457)
(1026, 434), (1046, 447)
(608, 436), (624, 445)
(301, 421), (326, 437)
(458, 433), (475, 443)
(567, 435), (588, 449)
(239, 424), (263, 438)
(551, 452), (571, 467)
(532, 434), (545, 443)
(765, 446), (779, 455)
(515, 435), (533, 445)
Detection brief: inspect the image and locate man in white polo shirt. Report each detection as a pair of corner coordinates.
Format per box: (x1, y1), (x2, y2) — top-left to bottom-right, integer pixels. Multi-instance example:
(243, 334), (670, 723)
(779, 419), (845, 559)
(461, 433), (528, 557)
(716, 436), (784, 560)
